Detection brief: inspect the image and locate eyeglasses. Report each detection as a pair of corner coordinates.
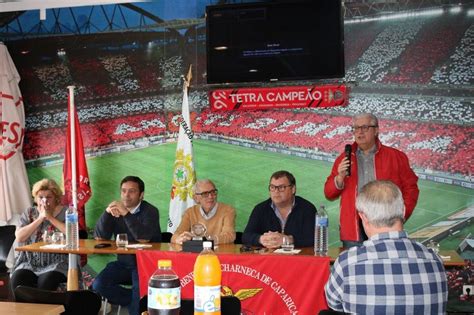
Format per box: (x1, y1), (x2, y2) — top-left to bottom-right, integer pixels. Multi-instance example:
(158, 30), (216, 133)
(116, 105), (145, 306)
(195, 189), (218, 198)
(352, 125), (378, 133)
(268, 184), (293, 192)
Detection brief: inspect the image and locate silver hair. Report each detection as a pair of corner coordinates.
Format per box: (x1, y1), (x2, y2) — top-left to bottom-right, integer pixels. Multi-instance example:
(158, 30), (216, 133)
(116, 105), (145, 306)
(353, 112), (379, 127)
(355, 180), (405, 228)
(192, 179), (216, 194)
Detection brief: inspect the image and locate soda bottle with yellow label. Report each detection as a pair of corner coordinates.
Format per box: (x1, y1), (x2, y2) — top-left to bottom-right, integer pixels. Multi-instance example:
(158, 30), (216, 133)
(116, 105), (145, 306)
(193, 241), (222, 315)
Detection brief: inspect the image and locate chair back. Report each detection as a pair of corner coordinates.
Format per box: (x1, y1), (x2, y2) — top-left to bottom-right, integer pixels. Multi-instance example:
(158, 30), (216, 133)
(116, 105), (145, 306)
(161, 232), (172, 243)
(234, 231), (243, 244)
(79, 229), (88, 239)
(14, 285), (101, 315)
(0, 225), (16, 273)
(140, 295), (241, 315)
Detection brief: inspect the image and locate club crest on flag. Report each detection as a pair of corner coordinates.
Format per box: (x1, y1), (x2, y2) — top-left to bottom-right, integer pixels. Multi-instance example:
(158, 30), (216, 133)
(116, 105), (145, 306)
(170, 149), (195, 201)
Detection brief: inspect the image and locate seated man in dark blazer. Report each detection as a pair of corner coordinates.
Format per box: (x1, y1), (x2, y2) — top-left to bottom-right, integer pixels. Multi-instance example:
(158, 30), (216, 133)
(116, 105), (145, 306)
(92, 176), (161, 315)
(242, 170), (316, 249)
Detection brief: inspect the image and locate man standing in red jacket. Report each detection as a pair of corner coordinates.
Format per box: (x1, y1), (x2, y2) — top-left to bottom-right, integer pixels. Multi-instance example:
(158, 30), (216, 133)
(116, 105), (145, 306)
(324, 113), (419, 248)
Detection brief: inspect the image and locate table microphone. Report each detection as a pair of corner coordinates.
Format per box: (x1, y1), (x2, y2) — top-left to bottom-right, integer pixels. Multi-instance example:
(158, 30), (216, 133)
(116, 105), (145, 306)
(345, 144), (352, 176)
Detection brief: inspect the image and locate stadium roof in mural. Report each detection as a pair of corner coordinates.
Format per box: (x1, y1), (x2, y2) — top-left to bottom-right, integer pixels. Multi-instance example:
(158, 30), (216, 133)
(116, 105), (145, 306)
(0, 0), (472, 40)
(0, 0), (217, 40)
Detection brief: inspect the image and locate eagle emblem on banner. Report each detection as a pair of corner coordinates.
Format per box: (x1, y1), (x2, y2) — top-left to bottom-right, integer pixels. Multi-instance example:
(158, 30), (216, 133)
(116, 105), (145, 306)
(222, 285), (263, 300)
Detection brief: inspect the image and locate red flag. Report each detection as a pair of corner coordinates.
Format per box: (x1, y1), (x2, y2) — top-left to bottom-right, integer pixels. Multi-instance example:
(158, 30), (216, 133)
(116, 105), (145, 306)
(63, 93), (91, 233)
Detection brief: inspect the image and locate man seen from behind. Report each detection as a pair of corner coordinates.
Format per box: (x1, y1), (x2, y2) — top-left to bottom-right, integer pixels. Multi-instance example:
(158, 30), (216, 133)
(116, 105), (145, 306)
(325, 180), (447, 314)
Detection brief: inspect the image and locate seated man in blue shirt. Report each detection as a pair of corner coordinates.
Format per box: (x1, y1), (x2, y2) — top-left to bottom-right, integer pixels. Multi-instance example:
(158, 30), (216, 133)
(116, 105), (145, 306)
(242, 170), (316, 248)
(92, 176), (161, 315)
(325, 180), (447, 314)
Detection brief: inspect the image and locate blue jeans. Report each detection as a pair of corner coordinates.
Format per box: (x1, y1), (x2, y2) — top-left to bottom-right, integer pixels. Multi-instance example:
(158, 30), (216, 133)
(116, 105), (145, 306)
(92, 260), (139, 315)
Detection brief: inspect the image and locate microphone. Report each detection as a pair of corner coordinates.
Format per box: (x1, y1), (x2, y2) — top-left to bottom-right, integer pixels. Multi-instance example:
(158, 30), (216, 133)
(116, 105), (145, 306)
(344, 144), (352, 176)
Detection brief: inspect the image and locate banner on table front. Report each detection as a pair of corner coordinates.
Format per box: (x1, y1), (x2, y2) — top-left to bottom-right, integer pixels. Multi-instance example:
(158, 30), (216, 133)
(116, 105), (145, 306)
(209, 84), (348, 111)
(137, 251), (330, 314)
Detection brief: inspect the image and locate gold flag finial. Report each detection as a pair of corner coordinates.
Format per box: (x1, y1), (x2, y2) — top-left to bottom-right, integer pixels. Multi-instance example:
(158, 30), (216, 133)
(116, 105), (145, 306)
(185, 64), (192, 88)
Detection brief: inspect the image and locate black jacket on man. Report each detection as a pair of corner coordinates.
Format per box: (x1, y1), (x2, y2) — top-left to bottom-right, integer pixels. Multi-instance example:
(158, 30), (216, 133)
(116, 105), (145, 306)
(94, 200), (161, 265)
(242, 196), (316, 248)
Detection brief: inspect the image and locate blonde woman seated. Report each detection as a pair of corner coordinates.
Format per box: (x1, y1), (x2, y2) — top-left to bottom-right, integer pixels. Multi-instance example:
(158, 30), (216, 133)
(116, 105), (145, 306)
(171, 179), (236, 245)
(11, 178), (76, 291)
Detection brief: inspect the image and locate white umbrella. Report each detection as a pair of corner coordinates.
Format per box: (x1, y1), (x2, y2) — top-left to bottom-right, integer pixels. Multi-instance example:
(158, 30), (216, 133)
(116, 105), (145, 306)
(0, 42), (31, 223)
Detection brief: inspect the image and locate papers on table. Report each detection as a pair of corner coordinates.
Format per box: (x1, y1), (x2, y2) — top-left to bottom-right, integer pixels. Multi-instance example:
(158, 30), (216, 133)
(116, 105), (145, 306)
(40, 244), (67, 249)
(274, 248), (301, 254)
(126, 244), (153, 249)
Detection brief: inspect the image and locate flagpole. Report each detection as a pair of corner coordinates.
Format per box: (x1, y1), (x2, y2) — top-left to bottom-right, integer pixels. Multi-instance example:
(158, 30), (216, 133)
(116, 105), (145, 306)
(67, 86), (77, 210)
(67, 86), (79, 290)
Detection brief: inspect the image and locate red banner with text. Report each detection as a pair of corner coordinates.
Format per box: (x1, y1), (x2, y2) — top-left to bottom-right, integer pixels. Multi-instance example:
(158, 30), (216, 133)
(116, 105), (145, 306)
(209, 85), (348, 111)
(137, 251), (330, 314)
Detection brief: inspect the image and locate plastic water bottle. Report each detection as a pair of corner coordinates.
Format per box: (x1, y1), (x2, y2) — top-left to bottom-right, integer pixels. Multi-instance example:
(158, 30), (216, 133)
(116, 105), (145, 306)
(148, 259), (180, 315)
(314, 205), (328, 255)
(65, 206), (79, 249)
(194, 241), (222, 315)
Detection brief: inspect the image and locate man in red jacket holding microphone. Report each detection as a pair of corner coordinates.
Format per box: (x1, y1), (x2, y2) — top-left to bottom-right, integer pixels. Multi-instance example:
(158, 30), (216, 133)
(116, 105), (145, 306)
(324, 113), (419, 248)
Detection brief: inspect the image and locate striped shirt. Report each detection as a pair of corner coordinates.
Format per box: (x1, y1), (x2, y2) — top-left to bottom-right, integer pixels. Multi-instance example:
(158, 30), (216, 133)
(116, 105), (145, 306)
(356, 145), (376, 193)
(325, 231), (448, 314)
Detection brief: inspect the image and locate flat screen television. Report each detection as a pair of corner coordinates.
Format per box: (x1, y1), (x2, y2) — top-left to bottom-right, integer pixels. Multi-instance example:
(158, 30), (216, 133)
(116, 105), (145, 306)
(206, 0), (345, 84)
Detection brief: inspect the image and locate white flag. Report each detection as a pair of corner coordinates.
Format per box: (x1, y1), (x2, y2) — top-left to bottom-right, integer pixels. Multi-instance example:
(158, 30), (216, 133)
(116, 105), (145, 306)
(0, 43), (31, 222)
(167, 72), (196, 233)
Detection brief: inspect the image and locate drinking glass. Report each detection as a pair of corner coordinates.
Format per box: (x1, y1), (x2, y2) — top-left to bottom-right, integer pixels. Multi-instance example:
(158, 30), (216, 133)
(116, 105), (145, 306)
(116, 233), (128, 248)
(281, 235), (294, 251)
(51, 232), (65, 245)
(42, 230), (51, 243)
(426, 239), (440, 254)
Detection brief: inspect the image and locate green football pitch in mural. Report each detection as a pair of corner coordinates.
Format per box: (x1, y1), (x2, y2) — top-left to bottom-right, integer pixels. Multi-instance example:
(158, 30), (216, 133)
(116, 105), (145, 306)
(27, 140), (473, 248)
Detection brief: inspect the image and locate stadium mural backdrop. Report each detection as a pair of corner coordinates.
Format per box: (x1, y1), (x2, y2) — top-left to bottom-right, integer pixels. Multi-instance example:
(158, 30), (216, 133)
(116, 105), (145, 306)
(1, 0), (472, 244)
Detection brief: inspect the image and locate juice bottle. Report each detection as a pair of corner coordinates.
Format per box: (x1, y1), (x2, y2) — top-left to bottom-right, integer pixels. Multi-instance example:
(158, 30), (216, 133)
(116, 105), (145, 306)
(193, 241), (222, 315)
(148, 259), (180, 315)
